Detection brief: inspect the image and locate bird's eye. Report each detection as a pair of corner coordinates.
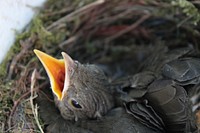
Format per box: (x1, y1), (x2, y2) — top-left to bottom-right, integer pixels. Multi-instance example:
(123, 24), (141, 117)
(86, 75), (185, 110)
(70, 99), (82, 109)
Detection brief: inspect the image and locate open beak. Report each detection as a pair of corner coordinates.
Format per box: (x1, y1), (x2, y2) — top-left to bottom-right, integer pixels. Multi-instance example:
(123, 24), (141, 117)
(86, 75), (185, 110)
(34, 49), (65, 100)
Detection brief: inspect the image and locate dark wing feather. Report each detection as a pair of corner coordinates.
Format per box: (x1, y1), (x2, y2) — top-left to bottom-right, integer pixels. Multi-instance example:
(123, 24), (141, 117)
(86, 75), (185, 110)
(125, 100), (165, 132)
(145, 79), (197, 133)
(162, 58), (200, 83)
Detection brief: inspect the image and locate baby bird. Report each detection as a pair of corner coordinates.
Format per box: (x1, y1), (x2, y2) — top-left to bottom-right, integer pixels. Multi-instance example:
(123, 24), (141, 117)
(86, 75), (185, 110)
(34, 49), (163, 133)
(34, 50), (114, 121)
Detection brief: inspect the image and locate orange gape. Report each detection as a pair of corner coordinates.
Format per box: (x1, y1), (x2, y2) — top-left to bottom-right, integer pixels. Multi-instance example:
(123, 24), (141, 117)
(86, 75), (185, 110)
(34, 49), (65, 100)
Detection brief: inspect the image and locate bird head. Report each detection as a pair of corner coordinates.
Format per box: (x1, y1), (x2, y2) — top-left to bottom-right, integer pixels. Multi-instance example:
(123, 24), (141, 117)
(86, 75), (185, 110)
(34, 50), (114, 121)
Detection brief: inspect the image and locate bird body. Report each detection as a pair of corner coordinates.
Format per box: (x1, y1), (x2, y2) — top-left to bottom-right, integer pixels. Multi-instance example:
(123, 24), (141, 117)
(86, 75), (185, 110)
(113, 46), (199, 133)
(34, 47), (198, 133)
(38, 92), (161, 133)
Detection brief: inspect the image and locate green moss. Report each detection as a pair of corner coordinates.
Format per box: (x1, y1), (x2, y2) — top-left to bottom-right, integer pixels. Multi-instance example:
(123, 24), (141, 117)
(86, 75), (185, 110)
(0, 81), (14, 128)
(171, 0), (200, 25)
(0, 17), (54, 78)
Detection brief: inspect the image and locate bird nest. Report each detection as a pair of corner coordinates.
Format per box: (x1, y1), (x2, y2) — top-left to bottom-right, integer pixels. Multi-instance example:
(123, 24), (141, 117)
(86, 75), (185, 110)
(0, 0), (200, 132)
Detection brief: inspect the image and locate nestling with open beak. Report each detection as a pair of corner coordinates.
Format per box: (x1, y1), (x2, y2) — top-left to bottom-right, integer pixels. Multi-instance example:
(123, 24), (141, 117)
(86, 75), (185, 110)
(34, 49), (165, 133)
(34, 47), (199, 133)
(34, 49), (114, 121)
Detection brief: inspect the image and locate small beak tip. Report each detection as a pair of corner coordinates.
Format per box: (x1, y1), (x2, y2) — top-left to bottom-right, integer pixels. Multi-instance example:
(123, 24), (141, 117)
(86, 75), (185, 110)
(61, 52), (69, 61)
(33, 49), (41, 56)
(61, 52), (66, 57)
(33, 49), (38, 53)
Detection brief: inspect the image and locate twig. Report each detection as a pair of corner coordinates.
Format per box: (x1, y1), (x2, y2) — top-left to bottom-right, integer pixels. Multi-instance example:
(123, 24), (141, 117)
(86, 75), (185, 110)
(30, 69), (44, 133)
(191, 1), (200, 4)
(7, 79), (48, 131)
(44, 7), (74, 17)
(94, 6), (148, 26)
(1, 122), (5, 133)
(46, 0), (105, 30)
(177, 16), (193, 28)
(7, 91), (31, 130)
(59, 35), (79, 49)
(6, 36), (37, 81)
(105, 14), (151, 43)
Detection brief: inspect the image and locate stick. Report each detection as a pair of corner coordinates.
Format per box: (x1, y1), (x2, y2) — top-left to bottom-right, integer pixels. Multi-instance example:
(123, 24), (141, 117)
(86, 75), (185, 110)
(105, 14), (151, 43)
(30, 69), (44, 133)
(47, 0), (105, 30)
